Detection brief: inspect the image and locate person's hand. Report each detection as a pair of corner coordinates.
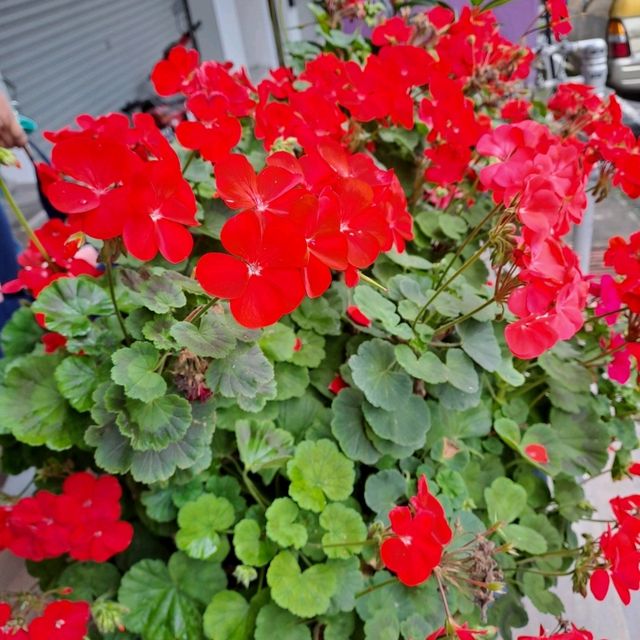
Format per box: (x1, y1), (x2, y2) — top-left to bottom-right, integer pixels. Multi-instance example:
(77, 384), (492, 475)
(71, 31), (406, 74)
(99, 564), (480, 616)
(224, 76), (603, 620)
(0, 93), (27, 148)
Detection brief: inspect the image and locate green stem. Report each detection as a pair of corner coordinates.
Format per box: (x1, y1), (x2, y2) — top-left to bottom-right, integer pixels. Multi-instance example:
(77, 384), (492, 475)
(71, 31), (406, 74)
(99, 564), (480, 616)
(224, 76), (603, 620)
(189, 297), (219, 324)
(105, 259), (130, 343)
(355, 577), (397, 599)
(0, 175), (51, 263)
(242, 471), (269, 510)
(413, 240), (492, 329)
(182, 150), (196, 175)
(584, 306), (628, 325)
(433, 569), (454, 624)
(311, 539), (376, 548)
(432, 297), (496, 338)
(359, 273), (388, 292)
(432, 203), (501, 292)
(515, 548), (581, 566)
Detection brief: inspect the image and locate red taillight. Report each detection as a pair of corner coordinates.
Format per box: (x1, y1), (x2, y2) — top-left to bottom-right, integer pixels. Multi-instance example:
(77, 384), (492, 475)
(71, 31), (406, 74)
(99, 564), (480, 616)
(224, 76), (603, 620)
(608, 19), (631, 58)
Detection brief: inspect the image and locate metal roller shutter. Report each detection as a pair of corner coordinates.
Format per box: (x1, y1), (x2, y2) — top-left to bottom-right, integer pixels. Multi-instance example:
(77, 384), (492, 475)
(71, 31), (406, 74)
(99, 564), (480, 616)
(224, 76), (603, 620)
(0, 0), (189, 141)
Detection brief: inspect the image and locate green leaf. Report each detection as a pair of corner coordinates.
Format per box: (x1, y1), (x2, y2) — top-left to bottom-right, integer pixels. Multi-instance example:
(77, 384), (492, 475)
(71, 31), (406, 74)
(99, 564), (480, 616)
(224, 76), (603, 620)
(353, 286), (400, 329)
(142, 315), (176, 350)
(501, 524), (548, 554)
(292, 297), (341, 335)
(331, 388), (381, 465)
(287, 439), (355, 512)
(0, 307), (42, 357)
(394, 345), (448, 384)
(118, 558), (204, 640)
(349, 339), (412, 411)
(323, 612), (355, 640)
(233, 518), (276, 567)
(203, 591), (250, 640)
(320, 503), (367, 559)
(125, 394), (192, 450)
(170, 312), (237, 358)
(275, 363), (310, 400)
(111, 342), (166, 402)
(55, 356), (105, 412)
(260, 323), (297, 361)
(548, 409), (609, 475)
(494, 417), (521, 448)
(522, 573), (564, 616)
(439, 213), (467, 240)
(57, 562), (120, 601)
(484, 478), (527, 525)
(291, 331), (325, 368)
(255, 604), (311, 640)
(457, 320), (501, 372)
(362, 395), (430, 448)
(266, 497), (308, 549)
(538, 352), (591, 392)
(0, 355), (82, 449)
(33, 276), (113, 337)
(364, 470), (406, 520)
(117, 268), (187, 314)
(236, 420), (294, 473)
(141, 487), (178, 523)
(206, 343), (274, 399)
(169, 552), (227, 606)
(385, 249), (432, 271)
(364, 608), (400, 640)
(445, 349), (479, 394)
(327, 558), (365, 613)
(176, 494), (235, 560)
(267, 551), (337, 618)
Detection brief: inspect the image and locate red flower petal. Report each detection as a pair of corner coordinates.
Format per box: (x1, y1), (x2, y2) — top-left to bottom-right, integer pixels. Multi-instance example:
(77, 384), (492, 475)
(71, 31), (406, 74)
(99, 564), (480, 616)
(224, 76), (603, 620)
(589, 568), (610, 601)
(155, 219), (194, 264)
(195, 253), (250, 299)
(524, 443), (549, 464)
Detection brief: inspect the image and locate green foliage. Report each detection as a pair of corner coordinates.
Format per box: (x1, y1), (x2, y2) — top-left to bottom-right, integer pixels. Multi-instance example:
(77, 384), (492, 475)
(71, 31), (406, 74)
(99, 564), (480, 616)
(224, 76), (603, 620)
(320, 503), (367, 559)
(266, 498), (309, 549)
(111, 342), (167, 402)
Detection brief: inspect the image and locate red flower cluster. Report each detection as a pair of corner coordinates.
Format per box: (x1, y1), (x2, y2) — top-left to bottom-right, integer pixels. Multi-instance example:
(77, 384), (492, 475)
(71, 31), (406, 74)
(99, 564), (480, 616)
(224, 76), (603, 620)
(43, 112), (198, 263)
(0, 600), (90, 640)
(0, 472), (132, 562)
(194, 145), (412, 328)
(1, 219), (100, 298)
(589, 493), (640, 605)
(518, 625), (595, 640)
(380, 476), (452, 587)
(478, 121), (589, 359)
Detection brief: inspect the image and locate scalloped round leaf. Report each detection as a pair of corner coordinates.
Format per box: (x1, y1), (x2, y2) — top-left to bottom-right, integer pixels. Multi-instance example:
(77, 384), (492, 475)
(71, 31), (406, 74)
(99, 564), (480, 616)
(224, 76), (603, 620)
(501, 524), (548, 555)
(125, 394), (192, 450)
(203, 591), (250, 640)
(116, 268), (188, 314)
(275, 363), (310, 400)
(287, 439), (355, 512)
(457, 320), (501, 372)
(291, 331), (326, 368)
(111, 342), (166, 402)
(394, 345), (448, 384)
(233, 519), (276, 567)
(0, 354), (83, 449)
(259, 323), (297, 361)
(348, 339), (412, 411)
(32, 276), (113, 337)
(364, 469), (407, 520)
(255, 604), (311, 640)
(0, 306), (42, 357)
(353, 285), (400, 329)
(331, 388), (381, 465)
(445, 349), (479, 394)
(170, 312), (237, 358)
(168, 552), (227, 606)
(267, 551), (337, 618)
(176, 494), (235, 560)
(320, 503), (367, 559)
(292, 297), (341, 335)
(236, 420), (294, 473)
(57, 562), (120, 602)
(118, 558), (204, 640)
(55, 356), (107, 413)
(362, 395), (430, 447)
(266, 498), (308, 550)
(484, 478), (527, 525)
(206, 343), (274, 399)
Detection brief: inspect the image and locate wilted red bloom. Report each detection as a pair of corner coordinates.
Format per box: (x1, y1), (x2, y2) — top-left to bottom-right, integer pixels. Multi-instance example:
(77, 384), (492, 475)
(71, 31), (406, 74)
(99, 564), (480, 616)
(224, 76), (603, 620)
(380, 476), (451, 586)
(427, 622), (487, 640)
(29, 600), (91, 640)
(346, 305), (371, 327)
(150, 45), (200, 96)
(0, 601), (29, 640)
(524, 443), (549, 464)
(328, 374), (349, 395)
(293, 337), (303, 352)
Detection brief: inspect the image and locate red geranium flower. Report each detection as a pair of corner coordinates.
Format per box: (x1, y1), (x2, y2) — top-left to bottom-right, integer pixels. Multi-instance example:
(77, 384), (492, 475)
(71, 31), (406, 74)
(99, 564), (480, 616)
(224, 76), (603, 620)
(29, 600), (91, 640)
(371, 17), (414, 47)
(42, 332), (68, 354)
(518, 625), (595, 640)
(176, 94), (242, 163)
(195, 211), (307, 328)
(150, 45), (200, 96)
(547, 0), (572, 41)
(427, 622), (487, 640)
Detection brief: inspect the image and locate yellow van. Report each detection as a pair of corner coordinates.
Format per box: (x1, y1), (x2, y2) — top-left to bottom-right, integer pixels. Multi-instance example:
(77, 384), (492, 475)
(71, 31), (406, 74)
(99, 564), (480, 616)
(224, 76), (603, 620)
(608, 0), (640, 90)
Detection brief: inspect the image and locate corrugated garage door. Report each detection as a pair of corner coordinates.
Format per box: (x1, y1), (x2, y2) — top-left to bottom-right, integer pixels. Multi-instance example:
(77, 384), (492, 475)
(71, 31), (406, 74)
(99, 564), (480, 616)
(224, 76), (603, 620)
(0, 0), (189, 141)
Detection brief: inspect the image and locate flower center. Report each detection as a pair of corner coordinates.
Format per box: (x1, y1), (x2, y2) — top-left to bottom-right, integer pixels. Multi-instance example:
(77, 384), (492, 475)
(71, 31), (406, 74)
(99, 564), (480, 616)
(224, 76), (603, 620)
(247, 262), (263, 277)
